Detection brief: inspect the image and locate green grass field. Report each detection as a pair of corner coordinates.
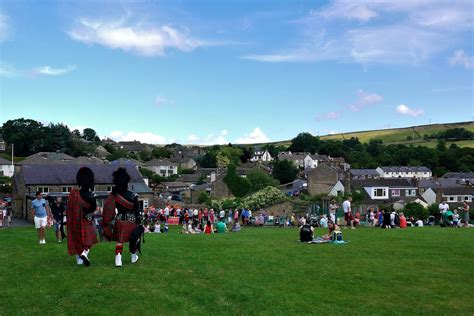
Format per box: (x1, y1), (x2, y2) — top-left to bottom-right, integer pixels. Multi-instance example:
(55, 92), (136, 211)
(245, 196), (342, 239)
(1, 226), (473, 315)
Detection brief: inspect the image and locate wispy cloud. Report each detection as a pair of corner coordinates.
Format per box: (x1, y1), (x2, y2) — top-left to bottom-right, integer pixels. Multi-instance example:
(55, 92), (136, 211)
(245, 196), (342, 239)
(396, 104), (424, 117)
(244, 1), (472, 65)
(234, 127), (270, 144)
(0, 12), (11, 42)
(316, 111), (341, 122)
(33, 65), (76, 76)
(186, 129), (229, 145)
(0, 63), (21, 78)
(110, 130), (168, 144)
(348, 90), (383, 112)
(155, 95), (175, 107)
(68, 16), (222, 57)
(448, 50), (473, 69)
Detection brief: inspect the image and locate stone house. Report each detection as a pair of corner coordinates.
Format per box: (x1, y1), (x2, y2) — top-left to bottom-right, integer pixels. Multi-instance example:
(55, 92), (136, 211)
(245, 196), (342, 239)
(376, 166), (432, 179)
(12, 164), (153, 222)
(0, 157), (14, 177)
(306, 164), (347, 196)
(19, 152), (75, 165)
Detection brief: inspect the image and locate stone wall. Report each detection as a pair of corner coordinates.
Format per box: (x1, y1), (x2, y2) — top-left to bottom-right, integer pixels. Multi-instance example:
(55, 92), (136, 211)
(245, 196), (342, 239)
(307, 164), (340, 196)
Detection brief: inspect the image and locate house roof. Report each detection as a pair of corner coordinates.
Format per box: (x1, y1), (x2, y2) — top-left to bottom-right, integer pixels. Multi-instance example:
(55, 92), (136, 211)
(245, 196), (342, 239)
(145, 159), (177, 167)
(170, 158), (195, 164)
(418, 178), (462, 189)
(20, 164), (146, 185)
(308, 154), (329, 161)
(71, 156), (104, 164)
(0, 157), (11, 165)
(346, 178), (416, 188)
(350, 169), (379, 177)
(19, 152), (75, 165)
(281, 155), (305, 162)
(442, 187), (474, 196)
(118, 141), (148, 152)
(180, 174), (201, 183)
(111, 158), (144, 167)
(441, 172), (474, 179)
(379, 166), (431, 173)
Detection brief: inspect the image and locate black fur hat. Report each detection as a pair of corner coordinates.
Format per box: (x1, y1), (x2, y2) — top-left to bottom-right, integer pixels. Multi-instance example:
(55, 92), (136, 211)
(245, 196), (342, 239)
(76, 167), (94, 191)
(112, 167), (131, 194)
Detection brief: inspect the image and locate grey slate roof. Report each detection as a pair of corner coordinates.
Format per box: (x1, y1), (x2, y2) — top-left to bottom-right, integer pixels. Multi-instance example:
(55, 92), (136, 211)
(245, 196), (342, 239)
(0, 157), (11, 165)
(441, 172), (474, 179)
(350, 169), (379, 177)
(418, 178), (463, 189)
(442, 187), (474, 196)
(71, 156), (104, 164)
(379, 166), (431, 173)
(20, 164), (146, 185)
(145, 159), (178, 167)
(346, 178), (416, 188)
(19, 152), (75, 165)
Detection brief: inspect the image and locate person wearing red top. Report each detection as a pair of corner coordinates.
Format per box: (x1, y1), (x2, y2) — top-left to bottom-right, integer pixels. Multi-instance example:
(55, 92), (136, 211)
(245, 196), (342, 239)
(204, 221), (214, 234)
(198, 209), (203, 224)
(399, 212), (407, 228)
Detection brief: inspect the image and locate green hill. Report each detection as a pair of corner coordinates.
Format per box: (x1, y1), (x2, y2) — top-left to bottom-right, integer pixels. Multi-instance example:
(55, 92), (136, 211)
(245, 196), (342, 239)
(259, 121), (474, 148)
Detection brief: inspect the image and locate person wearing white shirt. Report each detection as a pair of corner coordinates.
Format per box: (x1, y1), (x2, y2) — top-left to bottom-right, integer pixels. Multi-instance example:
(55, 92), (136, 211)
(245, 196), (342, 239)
(342, 196), (353, 229)
(439, 200), (449, 225)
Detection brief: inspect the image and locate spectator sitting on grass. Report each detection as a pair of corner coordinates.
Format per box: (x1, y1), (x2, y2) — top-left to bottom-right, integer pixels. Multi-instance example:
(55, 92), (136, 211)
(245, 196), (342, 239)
(415, 219), (424, 227)
(204, 221), (214, 234)
(382, 210), (391, 229)
(299, 223), (314, 242)
(187, 223), (195, 234)
(232, 221), (241, 232)
(319, 215), (328, 228)
(322, 221), (339, 240)
(216, 219), (228, 233)
(399, 213), (407, 228)
(194, 224), (203, 234)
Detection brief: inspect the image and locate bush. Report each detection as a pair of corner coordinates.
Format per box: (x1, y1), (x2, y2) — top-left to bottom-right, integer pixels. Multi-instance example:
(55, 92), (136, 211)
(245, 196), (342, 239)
(403, 202), (429, 220)
(198, 192), (211, 204)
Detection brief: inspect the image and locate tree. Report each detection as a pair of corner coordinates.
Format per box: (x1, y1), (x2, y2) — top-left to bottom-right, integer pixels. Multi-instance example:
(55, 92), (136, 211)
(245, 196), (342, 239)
(289, 132), (320, 154)
(2, 118), (45, 156)
(152, 147), (172, 159)
(224, 164), (251, 197)
(403, 202), (429, 221)
(272, 159), (298, 184)
(82, 128), (99, 142)
(246, 169), (277, 193)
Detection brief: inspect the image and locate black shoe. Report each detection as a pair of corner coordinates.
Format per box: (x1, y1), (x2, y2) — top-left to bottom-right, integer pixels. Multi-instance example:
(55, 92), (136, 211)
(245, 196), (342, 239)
(79, 254), (90, 266)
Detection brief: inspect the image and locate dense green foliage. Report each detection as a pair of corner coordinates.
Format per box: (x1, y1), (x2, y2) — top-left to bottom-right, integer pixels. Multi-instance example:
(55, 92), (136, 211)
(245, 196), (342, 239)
(272, 159), (298, 184)
(223, 164), (251, 197)
(402, 202), (430, 220)
(425, 128), (474, 141)
(1, 226), (473, 314)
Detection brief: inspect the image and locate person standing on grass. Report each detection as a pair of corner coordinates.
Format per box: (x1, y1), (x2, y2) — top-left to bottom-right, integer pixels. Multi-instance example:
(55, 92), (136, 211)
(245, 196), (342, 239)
(67, 167), (98, 266)
(46, 195), (66, 243)
(329, 199), (338, 224)
(234, 208), (239, 224)
(227, 209), (233, 224)
(461, 201), (470, 227)
(103, 168), (143, 267)
(31, 191), (51, 244)
(439, 200), (449, 226)
(342, 196), (355, 229)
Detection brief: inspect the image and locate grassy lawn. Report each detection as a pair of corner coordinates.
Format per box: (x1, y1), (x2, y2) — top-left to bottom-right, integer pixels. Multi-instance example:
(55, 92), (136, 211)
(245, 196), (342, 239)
(1, 226), (473, 315)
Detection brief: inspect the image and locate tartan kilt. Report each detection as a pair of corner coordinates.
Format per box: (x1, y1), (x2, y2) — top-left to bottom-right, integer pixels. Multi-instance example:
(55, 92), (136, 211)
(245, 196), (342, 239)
(114, 220), (137, 243)
(68, 219), (98, 255)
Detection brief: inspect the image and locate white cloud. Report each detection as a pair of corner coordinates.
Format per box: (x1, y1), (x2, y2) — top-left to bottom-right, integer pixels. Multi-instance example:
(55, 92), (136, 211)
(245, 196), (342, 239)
(68, 17), (216, 56)
(448, 50), (473, 69)
(110, 130), (167, 144)
(348, 89), (383, 112)
(33, 65), (76, 76)
(396, 104), (424, 117)
(234, 127), (270, 144)
(221, 129), (228, 136)
(316, 111), (341, 121)
(155, 95), (175, 107)
(244, 1), (471, 65)
(0, 63), (20, 78)
(187, 134), (199, 142)
(0, 12), (11, 42)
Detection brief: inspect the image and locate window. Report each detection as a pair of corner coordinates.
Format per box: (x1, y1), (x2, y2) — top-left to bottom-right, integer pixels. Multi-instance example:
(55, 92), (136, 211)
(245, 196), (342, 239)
(38, 187), (49, 194)
(62, 186), (73, 193)
(373, 188), (387, 197)
(391, 189), (400, 197)
(107, 186), (112, 192)
(448, 196), (455, 202)
(406, 189), (416, 197)
(457, 196), (463, 202)
(465, 196), (470, 201)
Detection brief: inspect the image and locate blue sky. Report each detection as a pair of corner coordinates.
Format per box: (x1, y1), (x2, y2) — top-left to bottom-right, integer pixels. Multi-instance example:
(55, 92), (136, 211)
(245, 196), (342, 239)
(0, 0), (473, 145)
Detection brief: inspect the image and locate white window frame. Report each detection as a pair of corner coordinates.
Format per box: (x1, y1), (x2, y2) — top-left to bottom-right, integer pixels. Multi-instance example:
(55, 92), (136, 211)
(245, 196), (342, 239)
(406, 189), (416, 197)
(38, 187), (49, 194)
(448, 196), (455, 202)
(62, 186), (73, 193)
(373, 188), (388, 198)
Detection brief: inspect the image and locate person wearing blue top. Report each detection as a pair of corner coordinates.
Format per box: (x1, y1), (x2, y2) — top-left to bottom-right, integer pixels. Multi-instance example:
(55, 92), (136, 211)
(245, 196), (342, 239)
(31, 191), (50, 244)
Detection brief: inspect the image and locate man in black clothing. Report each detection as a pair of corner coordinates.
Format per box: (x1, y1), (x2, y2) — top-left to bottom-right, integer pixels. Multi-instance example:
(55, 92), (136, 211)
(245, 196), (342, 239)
(46, 195), (66, 242)
(300, 224), (314, 242)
